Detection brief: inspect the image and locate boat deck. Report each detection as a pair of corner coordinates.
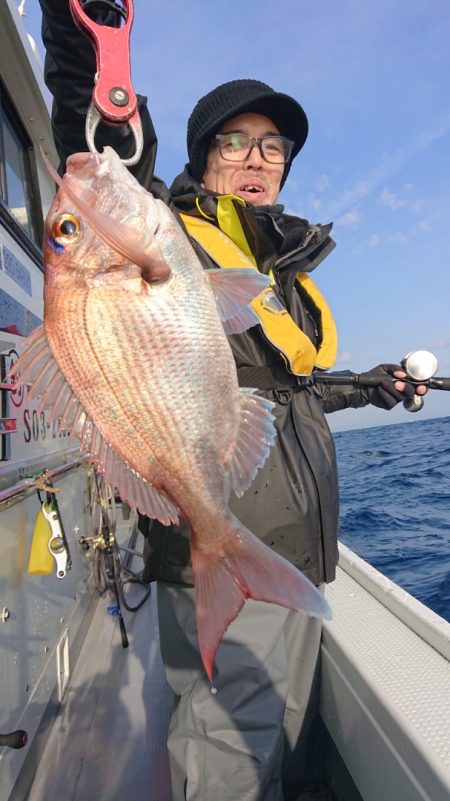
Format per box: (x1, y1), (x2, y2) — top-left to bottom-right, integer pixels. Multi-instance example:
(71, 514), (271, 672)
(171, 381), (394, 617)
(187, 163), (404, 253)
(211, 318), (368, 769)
(26, 576), (173, 801)
(10, 538), (450, 801)
(321, 546), (450, 801)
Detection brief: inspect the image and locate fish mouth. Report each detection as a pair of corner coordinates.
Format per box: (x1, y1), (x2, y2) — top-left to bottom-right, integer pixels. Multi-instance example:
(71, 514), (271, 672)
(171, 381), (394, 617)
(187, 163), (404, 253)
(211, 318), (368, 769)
(66, 151), (100, 177)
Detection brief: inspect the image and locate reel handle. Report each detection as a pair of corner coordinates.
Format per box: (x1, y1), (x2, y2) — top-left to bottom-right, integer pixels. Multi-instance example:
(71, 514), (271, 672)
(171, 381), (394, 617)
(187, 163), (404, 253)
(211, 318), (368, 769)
(403, 395), (425, 413)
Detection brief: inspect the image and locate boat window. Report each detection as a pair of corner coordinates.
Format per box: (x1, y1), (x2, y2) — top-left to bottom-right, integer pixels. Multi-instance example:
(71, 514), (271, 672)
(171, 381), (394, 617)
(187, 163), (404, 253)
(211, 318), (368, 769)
(0, 82), (43, 247)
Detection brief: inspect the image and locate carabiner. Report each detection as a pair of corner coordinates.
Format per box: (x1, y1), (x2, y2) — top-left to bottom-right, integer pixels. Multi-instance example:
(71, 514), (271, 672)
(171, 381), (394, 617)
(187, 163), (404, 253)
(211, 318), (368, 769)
(69, 0), (143, 165)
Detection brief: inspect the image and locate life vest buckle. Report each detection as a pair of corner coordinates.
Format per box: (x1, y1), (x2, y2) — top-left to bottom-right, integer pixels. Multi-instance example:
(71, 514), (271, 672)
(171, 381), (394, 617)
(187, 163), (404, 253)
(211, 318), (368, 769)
(273, 388), (291, 405)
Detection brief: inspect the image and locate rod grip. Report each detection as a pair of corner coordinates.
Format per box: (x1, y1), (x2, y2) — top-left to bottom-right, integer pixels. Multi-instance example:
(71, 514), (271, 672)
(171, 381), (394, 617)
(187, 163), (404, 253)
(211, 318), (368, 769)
(314, 373), (385, 387)
(0, 730), (28, 749)
(119, 616), (129, 649)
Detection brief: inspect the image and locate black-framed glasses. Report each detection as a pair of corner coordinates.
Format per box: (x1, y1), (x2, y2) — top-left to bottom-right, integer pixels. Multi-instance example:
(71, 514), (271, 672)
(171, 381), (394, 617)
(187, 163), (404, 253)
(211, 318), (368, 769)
(215, 132), (294, 164)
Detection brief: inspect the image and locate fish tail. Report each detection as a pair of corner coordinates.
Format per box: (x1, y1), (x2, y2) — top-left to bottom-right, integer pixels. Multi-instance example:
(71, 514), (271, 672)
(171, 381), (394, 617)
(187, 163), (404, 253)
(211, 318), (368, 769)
(191, 515), (331, 680)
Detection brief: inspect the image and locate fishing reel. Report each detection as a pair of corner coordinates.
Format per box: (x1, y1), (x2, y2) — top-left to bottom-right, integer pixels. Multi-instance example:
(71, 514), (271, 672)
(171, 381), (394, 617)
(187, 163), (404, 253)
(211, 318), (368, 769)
(400, 350), (438, 412)
(314, 349), (450, 413)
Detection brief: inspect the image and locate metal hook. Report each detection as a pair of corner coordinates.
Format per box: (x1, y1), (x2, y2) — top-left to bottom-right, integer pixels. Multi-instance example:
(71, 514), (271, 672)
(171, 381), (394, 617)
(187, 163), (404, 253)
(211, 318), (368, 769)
(85, 99), (143, 166)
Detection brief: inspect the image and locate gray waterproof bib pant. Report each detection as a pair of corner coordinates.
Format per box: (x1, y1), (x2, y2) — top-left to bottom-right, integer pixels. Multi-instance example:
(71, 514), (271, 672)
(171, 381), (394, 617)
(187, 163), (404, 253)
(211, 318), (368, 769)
(157, 583), (323, 801)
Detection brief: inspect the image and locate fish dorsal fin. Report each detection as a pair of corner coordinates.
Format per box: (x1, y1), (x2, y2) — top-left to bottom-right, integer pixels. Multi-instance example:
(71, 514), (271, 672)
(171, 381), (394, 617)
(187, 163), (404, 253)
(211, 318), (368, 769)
(11, 327), (179, 525)
(206, 268), (270, 334)
(228, 388), (276, 497)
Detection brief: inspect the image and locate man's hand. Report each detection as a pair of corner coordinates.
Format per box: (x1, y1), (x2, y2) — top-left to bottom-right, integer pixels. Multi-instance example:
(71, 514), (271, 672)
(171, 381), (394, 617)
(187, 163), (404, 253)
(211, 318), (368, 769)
(365, 364), (428, 410)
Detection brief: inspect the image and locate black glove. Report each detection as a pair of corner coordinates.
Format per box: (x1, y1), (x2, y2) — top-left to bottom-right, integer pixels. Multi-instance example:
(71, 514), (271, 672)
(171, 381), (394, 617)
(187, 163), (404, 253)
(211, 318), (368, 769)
(362, 364), (415, 410)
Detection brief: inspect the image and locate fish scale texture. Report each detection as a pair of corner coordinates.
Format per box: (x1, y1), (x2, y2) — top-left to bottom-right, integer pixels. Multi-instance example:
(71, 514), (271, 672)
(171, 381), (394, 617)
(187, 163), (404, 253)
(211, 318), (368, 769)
(40, 148), (273, 539)
(47, 277), (238, 515)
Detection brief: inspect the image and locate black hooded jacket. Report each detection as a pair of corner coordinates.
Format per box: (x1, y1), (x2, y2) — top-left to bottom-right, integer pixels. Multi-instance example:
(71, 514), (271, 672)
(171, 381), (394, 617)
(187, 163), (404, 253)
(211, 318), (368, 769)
(40, 1), (373, 586)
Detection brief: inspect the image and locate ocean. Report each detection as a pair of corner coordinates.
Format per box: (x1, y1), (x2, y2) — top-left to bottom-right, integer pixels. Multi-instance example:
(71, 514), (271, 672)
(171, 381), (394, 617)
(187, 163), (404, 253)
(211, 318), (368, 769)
(333, 415), (450, 622)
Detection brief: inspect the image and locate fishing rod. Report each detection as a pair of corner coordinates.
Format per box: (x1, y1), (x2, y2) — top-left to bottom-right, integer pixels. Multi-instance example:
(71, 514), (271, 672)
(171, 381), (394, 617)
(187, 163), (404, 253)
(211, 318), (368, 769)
(314, 350), (450, 412)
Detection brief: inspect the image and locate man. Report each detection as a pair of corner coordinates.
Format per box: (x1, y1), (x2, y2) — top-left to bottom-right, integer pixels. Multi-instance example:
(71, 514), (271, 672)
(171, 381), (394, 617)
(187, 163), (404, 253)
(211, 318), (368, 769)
(39, 3), (426, 799)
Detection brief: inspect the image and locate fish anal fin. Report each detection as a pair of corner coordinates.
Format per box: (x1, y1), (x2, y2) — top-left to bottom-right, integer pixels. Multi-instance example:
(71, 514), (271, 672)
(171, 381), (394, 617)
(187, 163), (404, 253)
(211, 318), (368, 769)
(89, 433), (179, 526)
(228, 388), (276, 497)
(191, 516), (332, 680)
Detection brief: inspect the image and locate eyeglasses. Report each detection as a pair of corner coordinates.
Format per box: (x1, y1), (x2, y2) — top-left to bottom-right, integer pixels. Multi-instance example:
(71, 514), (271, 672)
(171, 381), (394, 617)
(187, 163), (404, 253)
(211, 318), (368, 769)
(214, 132), (294, 164)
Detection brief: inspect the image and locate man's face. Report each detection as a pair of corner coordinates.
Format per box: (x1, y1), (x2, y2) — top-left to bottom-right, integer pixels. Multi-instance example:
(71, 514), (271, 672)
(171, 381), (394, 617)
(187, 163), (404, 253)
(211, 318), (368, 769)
(201, 113), (285, 206)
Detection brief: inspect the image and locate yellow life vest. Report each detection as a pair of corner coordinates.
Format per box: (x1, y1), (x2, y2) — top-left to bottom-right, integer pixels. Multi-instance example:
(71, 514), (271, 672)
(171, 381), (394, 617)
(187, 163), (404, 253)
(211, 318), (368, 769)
(180, 196), (337, 375)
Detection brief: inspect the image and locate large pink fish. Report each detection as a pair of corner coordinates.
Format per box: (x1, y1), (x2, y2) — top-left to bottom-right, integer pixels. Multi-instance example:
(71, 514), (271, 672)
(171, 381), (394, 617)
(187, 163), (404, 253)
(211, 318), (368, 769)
(14, 147), (330, 678)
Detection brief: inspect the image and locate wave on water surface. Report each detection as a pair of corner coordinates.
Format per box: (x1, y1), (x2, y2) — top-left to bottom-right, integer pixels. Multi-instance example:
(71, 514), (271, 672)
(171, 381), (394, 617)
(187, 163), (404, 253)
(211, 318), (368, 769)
(334, 415), (450, 621)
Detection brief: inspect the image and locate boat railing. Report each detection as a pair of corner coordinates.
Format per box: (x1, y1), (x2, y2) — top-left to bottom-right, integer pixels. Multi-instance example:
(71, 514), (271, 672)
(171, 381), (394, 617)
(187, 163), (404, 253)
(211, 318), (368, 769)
(0, 455), (86, 512)
(337, 541), (450, 660)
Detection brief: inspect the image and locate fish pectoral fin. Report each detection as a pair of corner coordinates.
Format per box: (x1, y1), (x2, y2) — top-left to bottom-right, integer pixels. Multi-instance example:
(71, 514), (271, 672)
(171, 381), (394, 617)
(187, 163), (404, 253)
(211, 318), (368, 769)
(10, 326), (94, 437)
(191, 516), (331, 680)
(8, 326), (74, 418)
(228, 388), (276, 497)
(207, 268), (271, 333)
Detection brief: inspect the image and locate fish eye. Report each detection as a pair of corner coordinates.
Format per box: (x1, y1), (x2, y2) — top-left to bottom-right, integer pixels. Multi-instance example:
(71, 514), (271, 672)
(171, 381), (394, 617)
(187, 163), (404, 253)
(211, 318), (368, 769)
(52, 213), (81, 245)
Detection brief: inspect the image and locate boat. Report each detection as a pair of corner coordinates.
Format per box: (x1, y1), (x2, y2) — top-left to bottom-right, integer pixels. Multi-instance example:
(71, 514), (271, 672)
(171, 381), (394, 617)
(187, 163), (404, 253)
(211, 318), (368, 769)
(1, 3), (449, 800)
(0, 0), (100, 795)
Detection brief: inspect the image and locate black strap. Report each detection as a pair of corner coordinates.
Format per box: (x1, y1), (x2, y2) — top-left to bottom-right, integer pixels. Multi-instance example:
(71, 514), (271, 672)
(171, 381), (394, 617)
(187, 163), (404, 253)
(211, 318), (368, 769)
(237, 365), (311, 390)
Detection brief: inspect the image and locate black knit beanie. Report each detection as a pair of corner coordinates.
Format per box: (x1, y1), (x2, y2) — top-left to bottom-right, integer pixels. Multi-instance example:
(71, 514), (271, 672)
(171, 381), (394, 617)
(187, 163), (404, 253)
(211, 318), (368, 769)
(187, 79), (308, 188)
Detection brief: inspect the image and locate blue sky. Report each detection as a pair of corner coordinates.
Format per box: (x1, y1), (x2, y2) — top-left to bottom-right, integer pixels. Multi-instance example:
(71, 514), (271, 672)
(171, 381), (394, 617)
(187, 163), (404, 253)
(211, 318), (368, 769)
(23, 0), (450, 430)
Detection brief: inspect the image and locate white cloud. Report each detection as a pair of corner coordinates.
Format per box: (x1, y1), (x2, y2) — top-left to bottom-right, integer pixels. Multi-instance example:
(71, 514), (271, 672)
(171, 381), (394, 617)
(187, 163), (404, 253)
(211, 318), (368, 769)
(389, 232), (409, 245)
(336, 209), (362, 229)
(315, 174), (332, 193)
(336, 351), (351, 365)
(380, 188), (402, 209)
(380, 186), (423, 213)
(325, 113), (450, 218)
(309, 195), (321, 211)
(418, 219), (431, 232)
(425, 338), (450, 351)
(284, 176), (299, 192)
(368, 233), (380, 247)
